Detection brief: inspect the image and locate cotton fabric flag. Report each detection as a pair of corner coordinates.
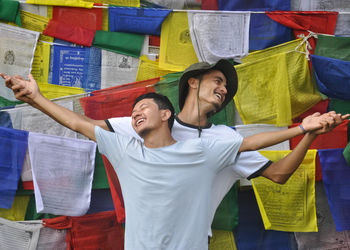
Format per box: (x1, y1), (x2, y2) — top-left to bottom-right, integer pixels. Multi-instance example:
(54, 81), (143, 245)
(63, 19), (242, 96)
(43, 210), (124, 250)
(292, 99), (329, 123)
(252, 150), (318, 232)
(235, 189), (298, 250)
(48, 45), (101, 92)
(295, 182), (350, 249)
(188, 11), (250, 64)
(24, 196), (57, 221)
(28, 132), (96, 216)
(319, 148), (350, 231)
(315, 35), (350, 62)
(234, 51), (322, 126)
(0, 195), (30, 221)
(0, 110), (12, 128)
(20, 11), (52, 42)
(93, 30), (145, 58)
(31, 42), (51, 84)
(36, 225), (67, 250)
(329, 98), (350, 118)
(0, 0), (21, 26)
(109, 7), (171, 36)
(0, 217), (42, 250)
(311, 54), (350, 101)
(85, 0), (140, 7)
(0, 23), (39, 101)
(91, 151), (109, 189)
(217, 0), (290, 11)
(266, 11), (338, 55)
(209, 230), (237, 250)
(136, 55), (175, 81)
(291, 0), (350, 37)
(201, 0), (218, 10)
(38, 83), (85, 100)
(158, 12), (199, 71)
(343, 143), (350, 167)
(101, 50), (139, 89)
(80, 86), (152, 120)
(0, 127), (28, 209)
(25, 0), (94, 8)
(211, 183), (239, 231)
(86, 189), (114, 214)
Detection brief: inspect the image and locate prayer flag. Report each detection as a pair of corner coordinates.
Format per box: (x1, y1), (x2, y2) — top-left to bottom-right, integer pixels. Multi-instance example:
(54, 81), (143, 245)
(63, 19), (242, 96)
(109, 7), (171, 35)
(292, 99), (329, 123)
(235, 51), (321, 126)
(343, 143), (350, 167)
(159, 12), (199, 71)
(209, 230), (237, 250)
(38, 83), (85, 100)
(266, 11), (338, 54)
(217, 0), (290, 11)
(311, 54), (350, 101)
(319, 148), (350, 231)
(86, 189), (114, 214)
(329, 98), (350, 119)
(25, 0), (94, 8)
(315, 34), (350, 62)
(0, 110), (12, 128)
(93, 30), (145, 58)
(48, 45), (101, 92)
(201, 0), (218, 10)
(29, 132), (96, 216)
(188, 11), (250, 64)
(0, 127), (28, 209)
(235, 189), (297, 250)
(20, 11), (52, 42)
(0, 0), (21, 26)
(85, 0), (140, 7)
(252, 150), (318, 232)
(0, 196), (30, 221)
(136, 55), (175, 81)
(43, 210), (124, 250)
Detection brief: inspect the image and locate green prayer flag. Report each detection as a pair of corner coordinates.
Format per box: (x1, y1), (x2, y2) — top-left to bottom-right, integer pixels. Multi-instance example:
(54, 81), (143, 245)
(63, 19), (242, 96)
(92, 151), (110, 189)
(25, 195), (58, 220)
(0, 96), (22, 108)
(315, 35), (350, 62)
(211, 182), (239, 231)
(92, 30), (144, 58)
(343, 143), (350, 167)
(0, 0), (21, 26)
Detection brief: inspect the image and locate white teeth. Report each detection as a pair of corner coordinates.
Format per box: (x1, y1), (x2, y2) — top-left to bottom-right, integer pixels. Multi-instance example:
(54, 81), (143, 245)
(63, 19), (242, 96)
(136, 119), (145, 126)
(215, 93), (222, 100)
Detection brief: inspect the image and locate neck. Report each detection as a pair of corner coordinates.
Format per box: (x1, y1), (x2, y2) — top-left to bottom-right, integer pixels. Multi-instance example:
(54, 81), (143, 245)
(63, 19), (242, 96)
(177, 99), (211, 127)
(142, 128), (176, 148)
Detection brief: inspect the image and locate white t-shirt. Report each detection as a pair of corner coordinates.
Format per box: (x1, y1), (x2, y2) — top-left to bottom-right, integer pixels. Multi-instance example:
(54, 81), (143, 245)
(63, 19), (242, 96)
(107, 116), (271, 235)
(95, 126), (243, 250)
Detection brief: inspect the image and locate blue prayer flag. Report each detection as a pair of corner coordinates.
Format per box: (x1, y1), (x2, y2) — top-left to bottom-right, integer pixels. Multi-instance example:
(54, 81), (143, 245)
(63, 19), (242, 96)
(0, 127), (28, 209)
(87, 189), (115, 214)
(0, 111), (13, 128)
(49, 44), (101, 92)
(218, 0), (290, 11)
(234, 189), (298, 250)
(319, 148), (350, 231)
(109, 7), (172, 36)
(311, 54), (350, 101)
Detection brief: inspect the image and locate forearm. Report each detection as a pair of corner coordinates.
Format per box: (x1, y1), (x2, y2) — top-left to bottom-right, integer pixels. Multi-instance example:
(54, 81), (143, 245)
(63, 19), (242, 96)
(241, 126), (303, 151)
(261, 132), (317, 183)
(33, 94), (96, 141)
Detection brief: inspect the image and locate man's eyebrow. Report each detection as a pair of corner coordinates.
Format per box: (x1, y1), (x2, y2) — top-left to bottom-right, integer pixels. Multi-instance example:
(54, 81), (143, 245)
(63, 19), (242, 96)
(214, 76), (224, 82)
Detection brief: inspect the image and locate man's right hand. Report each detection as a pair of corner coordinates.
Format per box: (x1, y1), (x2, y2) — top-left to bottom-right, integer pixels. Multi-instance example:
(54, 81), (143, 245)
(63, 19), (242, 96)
(0, 73), (40, 104)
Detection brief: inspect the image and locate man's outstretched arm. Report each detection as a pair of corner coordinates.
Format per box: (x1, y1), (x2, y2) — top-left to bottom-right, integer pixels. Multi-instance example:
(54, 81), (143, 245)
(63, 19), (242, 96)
(1, 73), (99, 141)
(239, 112), (349, 152)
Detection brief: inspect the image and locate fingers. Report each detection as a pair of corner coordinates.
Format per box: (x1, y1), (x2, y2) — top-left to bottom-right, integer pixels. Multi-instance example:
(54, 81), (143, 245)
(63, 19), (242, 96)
(28, 74), (35, 82)
(310, 112), (321, 117)
(341, 114), (350, 120)
(14, 87), (31, 99)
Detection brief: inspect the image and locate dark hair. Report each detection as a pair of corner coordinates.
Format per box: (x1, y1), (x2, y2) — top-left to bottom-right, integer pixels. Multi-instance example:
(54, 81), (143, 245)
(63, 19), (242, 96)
(133, 92), (175, 129)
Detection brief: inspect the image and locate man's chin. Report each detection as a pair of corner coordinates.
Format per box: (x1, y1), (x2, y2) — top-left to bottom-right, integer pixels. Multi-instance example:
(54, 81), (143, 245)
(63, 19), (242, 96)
(137, 128), (150, 138)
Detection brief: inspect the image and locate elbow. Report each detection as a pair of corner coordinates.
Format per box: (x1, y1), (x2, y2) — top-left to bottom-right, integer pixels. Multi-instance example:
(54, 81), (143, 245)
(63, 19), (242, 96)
(269, 174), (289, 184)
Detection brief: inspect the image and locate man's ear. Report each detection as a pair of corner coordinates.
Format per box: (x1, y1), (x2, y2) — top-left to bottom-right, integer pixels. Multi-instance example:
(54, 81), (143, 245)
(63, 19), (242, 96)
(188, 77), (199, 89)
(161, 109), (172, 122)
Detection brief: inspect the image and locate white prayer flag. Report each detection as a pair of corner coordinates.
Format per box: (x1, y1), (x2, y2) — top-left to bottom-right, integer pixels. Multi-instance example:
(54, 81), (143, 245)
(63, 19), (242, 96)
(188, 11), (250, 64)
(29, 132), (96, 216)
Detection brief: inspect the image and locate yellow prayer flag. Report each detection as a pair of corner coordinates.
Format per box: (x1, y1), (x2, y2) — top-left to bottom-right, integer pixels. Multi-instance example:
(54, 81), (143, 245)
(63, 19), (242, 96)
(31, 42), (51, 84)
(209, 230), (237, 250)
(38, 83), (85, 100)
(26, 0), (94, 8)
(102, 8), (109, 31)
(242, 39), (303, 64)
(20, 11), (53, 42)
(234, 51), (321, 126)
(84, 0), (140, 7)
(136, 55), (175, 81)
(251, 150), (318, 232)
(0, 196), (30, 221)
(159, 12), (199, 71)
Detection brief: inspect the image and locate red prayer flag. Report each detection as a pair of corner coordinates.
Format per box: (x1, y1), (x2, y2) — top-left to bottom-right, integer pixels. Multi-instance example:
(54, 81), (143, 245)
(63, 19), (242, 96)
(43, 19), (96, 46)
(201, 0), (219, 10)
(289, 120), (348, 180)
(292, 99), (329, 123)
(53, 6), (103, 31)
(80, 86), (155, 120)
(266, 11), (338, 54)
(43, 211), (124, 250)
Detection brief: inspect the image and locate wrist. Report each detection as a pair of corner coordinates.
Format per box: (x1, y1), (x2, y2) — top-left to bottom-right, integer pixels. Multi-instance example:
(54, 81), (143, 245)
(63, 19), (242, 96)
(299, 124), (307, 134)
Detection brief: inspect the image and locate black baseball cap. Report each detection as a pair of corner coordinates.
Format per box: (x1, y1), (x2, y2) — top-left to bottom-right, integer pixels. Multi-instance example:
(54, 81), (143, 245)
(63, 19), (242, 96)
(178, 59), (238, 113)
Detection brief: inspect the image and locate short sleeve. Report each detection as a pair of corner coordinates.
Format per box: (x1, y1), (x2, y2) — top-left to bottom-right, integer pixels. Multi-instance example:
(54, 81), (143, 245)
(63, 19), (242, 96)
(94, 126), (130, 165)
(234, 151), (272, 179)
(107, 117), (142, 140)
(201, 137), (243, 172)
